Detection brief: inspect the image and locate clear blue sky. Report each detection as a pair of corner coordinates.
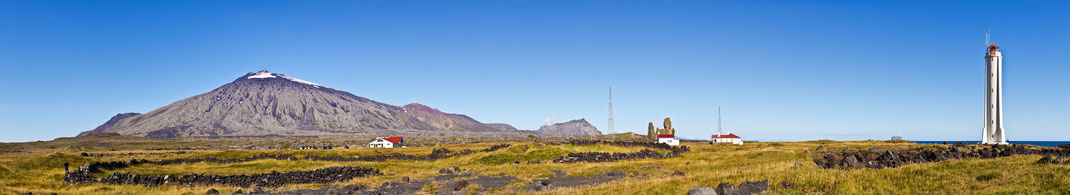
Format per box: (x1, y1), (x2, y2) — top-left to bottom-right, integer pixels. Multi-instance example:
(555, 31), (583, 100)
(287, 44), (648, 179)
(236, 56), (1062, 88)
(2, 1), (1069, 142)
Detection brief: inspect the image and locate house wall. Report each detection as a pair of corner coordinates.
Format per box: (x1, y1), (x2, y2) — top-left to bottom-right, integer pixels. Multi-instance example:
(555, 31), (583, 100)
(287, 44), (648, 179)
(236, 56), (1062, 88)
(658, 138), (679, 146)
(367, 140), (394, 148)
(712, 138), (743, 145)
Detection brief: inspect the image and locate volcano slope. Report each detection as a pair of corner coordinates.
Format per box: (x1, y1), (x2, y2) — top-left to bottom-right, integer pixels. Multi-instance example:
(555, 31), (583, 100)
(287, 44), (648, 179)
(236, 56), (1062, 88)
(96, 71), (526, 138)
(1, 137), (1069, 194)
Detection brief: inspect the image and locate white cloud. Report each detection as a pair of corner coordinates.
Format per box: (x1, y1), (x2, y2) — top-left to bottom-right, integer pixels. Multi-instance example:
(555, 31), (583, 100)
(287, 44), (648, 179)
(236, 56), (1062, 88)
(543, 117), (558, 125)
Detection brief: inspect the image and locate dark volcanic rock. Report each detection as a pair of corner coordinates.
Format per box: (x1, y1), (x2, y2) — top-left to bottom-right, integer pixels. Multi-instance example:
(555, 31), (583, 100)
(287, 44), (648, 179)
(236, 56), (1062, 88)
(815, 144), (1070, 169)
(843, 155), (863, 168)
(715, 183), (737, 195)
(66, 166), (379, 187)
(1037, 155), (1053, 164)
(738, 180), (769, 194)
(714, 180), (769, 195)
(448, 179), (469, 191)
(64, 144), (511, 188)
(672, 171), (686, 176)
(550, 140), (690, 163)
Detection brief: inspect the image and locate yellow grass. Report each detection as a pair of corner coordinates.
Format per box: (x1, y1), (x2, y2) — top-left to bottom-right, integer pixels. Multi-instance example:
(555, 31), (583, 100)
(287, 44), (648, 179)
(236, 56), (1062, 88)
(1, 140), (1068, 194)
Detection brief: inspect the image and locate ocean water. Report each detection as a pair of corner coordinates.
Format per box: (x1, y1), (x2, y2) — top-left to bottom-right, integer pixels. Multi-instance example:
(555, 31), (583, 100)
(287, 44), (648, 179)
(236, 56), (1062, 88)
(913, 141), (1070, 147)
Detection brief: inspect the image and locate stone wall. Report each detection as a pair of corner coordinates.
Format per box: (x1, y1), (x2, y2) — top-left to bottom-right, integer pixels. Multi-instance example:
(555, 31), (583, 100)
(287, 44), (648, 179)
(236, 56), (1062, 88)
(550, 140), (690, 163)
(813, 143), (1070, 169)
(65, 165), (379, 187)
(63, 144), (511, 187)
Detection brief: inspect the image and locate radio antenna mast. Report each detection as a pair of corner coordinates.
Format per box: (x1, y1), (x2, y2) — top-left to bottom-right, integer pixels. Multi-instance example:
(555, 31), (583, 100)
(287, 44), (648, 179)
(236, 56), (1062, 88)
(985, 29), (991, 46)
(607, 87), (614, 134)
(717, 107), (723, 136)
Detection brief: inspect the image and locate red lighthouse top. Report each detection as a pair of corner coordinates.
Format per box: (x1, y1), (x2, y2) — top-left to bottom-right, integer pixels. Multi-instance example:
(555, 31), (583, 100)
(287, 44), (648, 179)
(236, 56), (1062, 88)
(988, 44), (999, 50)
(987, 44), (1000, 56)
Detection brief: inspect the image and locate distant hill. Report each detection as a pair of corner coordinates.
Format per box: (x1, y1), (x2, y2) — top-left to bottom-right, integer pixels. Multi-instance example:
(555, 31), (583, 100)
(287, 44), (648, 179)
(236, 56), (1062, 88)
(402, 103), (500, 132)
(484, 123), (519, 131)
(77, 113), (141, 137)
(89, 71), (526, 138)
(536, 118), (602, 136)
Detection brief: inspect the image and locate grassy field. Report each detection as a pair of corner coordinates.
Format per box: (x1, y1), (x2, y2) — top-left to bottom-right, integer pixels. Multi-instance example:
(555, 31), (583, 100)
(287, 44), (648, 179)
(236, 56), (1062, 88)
(1, 136), (1068, 194)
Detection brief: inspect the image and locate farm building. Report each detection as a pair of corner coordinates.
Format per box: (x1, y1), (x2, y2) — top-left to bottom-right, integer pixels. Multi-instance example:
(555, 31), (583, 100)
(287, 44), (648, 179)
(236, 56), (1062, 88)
(657, 134), (679, 146)
(368, 136), (404, 148)
(711, 133), (743, 145)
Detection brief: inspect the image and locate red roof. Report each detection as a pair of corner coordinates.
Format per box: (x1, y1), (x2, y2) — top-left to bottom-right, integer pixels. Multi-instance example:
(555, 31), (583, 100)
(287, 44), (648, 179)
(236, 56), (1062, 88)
(657, 134), (675, 138)
(711, 133), (741, 139)
(381, 136), (403, 144)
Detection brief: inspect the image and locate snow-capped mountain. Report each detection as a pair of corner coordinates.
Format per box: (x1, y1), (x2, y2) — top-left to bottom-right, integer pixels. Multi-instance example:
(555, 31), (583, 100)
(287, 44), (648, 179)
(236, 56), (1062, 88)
(93, 71), (522, 138)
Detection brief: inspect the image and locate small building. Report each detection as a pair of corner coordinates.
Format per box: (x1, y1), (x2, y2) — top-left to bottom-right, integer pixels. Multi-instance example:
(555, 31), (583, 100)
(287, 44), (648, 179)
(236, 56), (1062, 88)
(368, 136), (404, 148)
(891, 136), (903, 141)
(711, 133), (743, 145)
(657, 134), (679, 146)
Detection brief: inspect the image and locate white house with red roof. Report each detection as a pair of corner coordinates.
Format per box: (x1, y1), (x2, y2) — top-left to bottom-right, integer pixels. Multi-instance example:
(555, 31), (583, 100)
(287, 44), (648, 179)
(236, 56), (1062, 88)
(711, 133), (742, 145)
(711, 107), (743, 145)
(657, 134), (679, 146)
(368, 136), (404, 148)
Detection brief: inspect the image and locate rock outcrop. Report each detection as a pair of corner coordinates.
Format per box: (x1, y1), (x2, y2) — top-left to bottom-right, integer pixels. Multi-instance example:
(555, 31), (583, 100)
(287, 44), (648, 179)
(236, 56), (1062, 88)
(712, 180), (769, 195)
(647, 122), (656, 141)
(646, 117), (676, 140)
(688, 186), (716, 195)
(536, 118), (601, 136)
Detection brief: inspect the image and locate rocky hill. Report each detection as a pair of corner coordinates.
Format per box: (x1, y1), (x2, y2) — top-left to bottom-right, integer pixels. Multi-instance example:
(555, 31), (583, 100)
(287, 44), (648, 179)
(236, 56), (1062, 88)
(536, 118), (602, 136)
(77, 113), (142, 137)
(484, 123), (519, 131)
(94, 71), (525, 138)
(402, 103), (498, 132)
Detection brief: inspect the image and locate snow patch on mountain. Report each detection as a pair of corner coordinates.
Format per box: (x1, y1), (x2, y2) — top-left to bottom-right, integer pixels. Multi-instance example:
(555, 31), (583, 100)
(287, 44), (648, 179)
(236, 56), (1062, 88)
(247, 71), (277, 79)
(246, 70), (323, 88)
(280, 75), (323, 88)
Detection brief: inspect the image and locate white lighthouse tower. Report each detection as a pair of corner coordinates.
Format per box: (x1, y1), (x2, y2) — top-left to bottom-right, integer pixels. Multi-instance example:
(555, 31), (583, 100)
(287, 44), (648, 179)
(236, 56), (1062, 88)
(981, 43), (1008, 144)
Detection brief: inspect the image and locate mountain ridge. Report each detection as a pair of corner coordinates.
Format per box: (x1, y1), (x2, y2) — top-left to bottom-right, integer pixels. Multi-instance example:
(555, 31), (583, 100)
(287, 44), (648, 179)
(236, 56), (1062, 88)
(89, 71), (527, 138)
